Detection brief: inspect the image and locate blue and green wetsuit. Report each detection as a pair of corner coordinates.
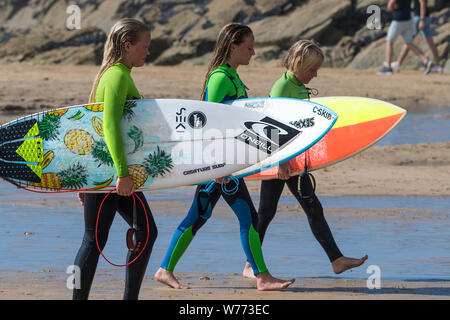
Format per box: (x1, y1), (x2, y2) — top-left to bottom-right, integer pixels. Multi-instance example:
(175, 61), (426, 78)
(160, 63), (269, 275)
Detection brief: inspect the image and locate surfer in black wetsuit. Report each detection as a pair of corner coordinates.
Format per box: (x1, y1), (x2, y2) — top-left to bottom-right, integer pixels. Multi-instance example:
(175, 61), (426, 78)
(243, 40), (368, 279)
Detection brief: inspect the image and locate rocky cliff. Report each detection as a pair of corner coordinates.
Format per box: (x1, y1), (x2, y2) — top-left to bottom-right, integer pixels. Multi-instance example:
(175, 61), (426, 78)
(0, 0), (449, 71)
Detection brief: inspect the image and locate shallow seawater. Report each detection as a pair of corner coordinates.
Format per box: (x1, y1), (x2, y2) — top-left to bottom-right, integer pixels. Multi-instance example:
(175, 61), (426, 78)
(0, 107), (449, 282)
(375, 107), (450, 146)
(0, 182), (448, 282)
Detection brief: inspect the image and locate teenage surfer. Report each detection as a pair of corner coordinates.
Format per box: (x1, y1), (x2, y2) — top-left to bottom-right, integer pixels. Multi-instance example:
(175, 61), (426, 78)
(242, 40), (368, 279)
(155, 23), (295, 291)
(73, 18), (157, 300)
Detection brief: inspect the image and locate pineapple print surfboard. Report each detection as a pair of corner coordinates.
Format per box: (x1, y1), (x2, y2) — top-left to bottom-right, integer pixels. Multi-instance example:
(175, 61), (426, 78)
(0, 99), (308, 192)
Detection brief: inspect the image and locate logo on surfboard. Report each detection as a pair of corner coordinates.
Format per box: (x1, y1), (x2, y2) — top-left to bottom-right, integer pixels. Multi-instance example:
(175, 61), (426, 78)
(188, 111), (207, 129)
(290, 117), (315, 129)
(236, 117), (300, 154)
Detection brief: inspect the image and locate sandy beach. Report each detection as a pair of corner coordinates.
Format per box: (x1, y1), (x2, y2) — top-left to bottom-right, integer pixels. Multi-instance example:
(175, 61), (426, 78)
(0, 64), (449, 300)
(1, 268), (449, 300)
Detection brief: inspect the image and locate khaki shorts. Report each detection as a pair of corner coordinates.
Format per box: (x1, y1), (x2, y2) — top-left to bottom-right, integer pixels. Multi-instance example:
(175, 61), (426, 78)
(387, 19), (415, 43)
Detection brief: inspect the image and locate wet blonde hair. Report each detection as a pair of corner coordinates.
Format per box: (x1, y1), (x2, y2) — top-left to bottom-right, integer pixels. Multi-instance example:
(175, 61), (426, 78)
(201, 23), (253, 100)
(89, 18), (150, 103)
(283, 40), (324, 73)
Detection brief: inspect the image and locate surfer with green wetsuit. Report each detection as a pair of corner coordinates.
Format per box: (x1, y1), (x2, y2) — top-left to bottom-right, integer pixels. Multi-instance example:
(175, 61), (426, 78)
(73, 19), (158, 300)
(155, 23), (295, 291)
(242, 40), (368, 279)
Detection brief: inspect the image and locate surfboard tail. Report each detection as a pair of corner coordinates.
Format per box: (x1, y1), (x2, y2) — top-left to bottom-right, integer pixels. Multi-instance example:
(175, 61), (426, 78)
(0, 119), (39, 144)
(0, 119), (43, 183)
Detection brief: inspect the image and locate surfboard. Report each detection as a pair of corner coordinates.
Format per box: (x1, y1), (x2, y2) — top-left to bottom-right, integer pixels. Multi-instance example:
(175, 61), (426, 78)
(226, 98), (338, 179)
(0, 99), (303, 192)
(233, 96), (406, 180)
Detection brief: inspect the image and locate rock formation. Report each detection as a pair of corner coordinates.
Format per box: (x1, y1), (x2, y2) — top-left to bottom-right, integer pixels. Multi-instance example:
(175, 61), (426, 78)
(0, 0), (448, 70)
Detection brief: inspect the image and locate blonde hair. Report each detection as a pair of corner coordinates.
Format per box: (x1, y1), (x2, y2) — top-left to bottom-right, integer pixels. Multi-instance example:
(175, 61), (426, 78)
(201, 23), (253, 100)
(89, 18), (150, 103)
(283, 40), (324, 73)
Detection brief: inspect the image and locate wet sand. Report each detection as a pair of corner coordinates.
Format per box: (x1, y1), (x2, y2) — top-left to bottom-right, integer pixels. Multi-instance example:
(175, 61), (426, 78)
(0, 64), (449, 300)
(1, 269), (449, 300)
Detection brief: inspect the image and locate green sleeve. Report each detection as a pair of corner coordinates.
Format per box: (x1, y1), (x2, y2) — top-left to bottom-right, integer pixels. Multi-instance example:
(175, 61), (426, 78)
(102, 71), (129, 178)
(205, 72), (235, 103)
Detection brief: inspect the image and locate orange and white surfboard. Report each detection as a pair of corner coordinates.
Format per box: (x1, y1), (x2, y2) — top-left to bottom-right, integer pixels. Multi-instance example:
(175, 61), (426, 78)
(244, 96), (406, 180)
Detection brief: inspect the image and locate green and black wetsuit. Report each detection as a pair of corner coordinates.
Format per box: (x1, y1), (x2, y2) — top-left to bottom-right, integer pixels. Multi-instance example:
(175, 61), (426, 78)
(160, 63), (269, 275)
(257, 71), (343, 262)
(73, 62), (158, 300)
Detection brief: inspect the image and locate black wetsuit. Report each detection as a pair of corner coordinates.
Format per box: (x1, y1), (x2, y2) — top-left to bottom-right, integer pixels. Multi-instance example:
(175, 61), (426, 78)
(258, 176), (342, 262)
(73, 192), (157, 300)
(256, 71), (343, 263)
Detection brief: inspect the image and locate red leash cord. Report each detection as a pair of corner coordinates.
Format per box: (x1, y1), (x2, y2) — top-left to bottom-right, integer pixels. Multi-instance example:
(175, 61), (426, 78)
(17, 184), (150, 267)
(96, 189), (150, 267)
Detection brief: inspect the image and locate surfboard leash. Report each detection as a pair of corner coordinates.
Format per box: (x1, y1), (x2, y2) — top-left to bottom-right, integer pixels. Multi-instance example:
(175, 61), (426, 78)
(199, 176), (240, 197)
(298, 151), (316, 201)
(96, 189), (150, 267)
(220, 176), (239, 196)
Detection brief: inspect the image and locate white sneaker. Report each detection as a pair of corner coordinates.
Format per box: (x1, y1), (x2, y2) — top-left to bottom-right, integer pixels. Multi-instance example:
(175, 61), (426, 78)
(391, 61), (400, 72)
(424, 60), (432, 75)
(431, 65), (443, 73)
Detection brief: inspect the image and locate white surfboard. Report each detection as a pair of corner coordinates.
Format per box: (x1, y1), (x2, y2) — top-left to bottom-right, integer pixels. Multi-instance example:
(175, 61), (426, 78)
(226, 98), (338, 178)
(0, 99), (302, 192)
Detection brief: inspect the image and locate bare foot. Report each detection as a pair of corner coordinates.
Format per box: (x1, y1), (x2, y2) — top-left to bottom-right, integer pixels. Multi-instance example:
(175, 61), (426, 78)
(332, 255), (368, 274)
(242, 262), (256, 279)
(154, 267), (189, 289)
(256, 273), (295, 291)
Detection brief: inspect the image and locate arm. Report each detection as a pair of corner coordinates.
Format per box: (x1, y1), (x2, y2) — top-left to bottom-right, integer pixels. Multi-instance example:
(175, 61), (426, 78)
(205, 72), (237, 183)
(418, 0), (426, 30)
(103, 72), (129, 178)
(269, 75), (297, 180)
(419, 0), (426, 18)
(103, 71), (136, 195)
(387, 0), (397, 11)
